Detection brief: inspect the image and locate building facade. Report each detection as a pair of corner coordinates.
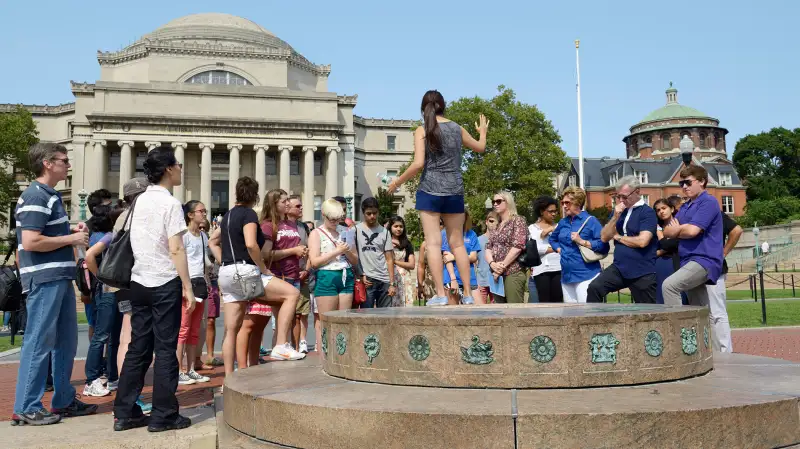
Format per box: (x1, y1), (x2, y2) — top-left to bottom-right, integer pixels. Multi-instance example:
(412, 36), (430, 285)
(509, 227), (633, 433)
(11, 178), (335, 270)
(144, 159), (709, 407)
(1, 13), (415, 222)
(560, 84), (746, 216)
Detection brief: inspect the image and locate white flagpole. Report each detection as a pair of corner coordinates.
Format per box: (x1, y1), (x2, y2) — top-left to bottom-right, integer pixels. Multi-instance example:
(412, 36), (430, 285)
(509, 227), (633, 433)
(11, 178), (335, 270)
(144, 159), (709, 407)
(575, 39), (585, 190)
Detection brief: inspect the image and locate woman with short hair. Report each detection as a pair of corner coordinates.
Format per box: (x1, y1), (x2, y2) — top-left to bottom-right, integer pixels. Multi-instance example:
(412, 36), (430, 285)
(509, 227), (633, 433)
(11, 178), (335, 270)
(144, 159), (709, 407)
(529, 196), (562, 303)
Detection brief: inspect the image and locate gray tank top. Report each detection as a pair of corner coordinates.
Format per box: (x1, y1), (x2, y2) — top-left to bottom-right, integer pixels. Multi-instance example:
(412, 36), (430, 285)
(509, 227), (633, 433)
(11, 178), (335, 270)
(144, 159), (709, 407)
(418, 121), (463, 196)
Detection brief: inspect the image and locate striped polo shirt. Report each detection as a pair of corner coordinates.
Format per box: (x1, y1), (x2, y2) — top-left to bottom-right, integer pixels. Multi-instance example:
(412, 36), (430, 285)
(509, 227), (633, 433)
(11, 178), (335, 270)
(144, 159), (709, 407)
(15, 180), (75, 289)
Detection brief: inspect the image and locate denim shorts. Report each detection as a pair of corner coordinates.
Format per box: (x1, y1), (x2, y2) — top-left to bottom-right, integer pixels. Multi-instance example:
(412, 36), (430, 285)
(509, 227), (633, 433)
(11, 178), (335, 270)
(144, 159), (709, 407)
(416, 190), (465, 214)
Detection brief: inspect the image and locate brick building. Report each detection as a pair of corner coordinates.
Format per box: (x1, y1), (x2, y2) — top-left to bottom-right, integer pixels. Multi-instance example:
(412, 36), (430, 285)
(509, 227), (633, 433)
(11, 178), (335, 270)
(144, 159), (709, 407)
(560, 84), (746, 216)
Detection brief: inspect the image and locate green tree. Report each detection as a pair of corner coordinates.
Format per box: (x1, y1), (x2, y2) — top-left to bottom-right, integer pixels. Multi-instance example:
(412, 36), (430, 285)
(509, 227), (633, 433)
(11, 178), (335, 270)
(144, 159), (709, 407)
(0, 106), (38, 227)
(736, 196), (800, 228)
(375, 187), (395, 224)
(732, 127), (800, 201)
(403, 209), (423, 248)
(587, 205), (612, 225)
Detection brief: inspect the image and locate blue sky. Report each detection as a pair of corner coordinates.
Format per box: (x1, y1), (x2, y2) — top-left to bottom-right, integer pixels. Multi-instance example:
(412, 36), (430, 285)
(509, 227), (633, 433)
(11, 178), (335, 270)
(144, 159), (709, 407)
(1, 0), (797, 159)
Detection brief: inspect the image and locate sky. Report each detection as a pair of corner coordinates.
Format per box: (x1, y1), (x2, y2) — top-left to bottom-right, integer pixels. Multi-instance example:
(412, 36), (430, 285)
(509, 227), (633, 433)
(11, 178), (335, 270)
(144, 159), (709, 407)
(0, 0), (797, 159)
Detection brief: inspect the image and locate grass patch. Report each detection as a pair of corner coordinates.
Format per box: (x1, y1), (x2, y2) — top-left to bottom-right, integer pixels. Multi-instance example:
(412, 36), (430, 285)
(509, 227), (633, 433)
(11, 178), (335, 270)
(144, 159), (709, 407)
(727, 289), (797, 300)
(0, 335), (22, 353)
(77, 312), (87, 325)
(727, 299), (800, 328)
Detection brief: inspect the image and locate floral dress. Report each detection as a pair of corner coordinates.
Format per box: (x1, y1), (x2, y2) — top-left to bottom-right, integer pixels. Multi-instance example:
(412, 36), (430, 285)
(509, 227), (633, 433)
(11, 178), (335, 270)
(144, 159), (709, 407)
(392, 243), (417, 307)
(420, 244), (437, 304)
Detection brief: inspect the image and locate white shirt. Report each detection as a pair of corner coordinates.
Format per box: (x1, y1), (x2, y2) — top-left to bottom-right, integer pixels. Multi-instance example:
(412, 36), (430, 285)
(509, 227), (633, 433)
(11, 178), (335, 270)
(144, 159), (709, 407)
(529, 222), (561, 277)
(183, 230), (209, 279)
(622, 198), (646, 236)
(130, 185), (188, 287)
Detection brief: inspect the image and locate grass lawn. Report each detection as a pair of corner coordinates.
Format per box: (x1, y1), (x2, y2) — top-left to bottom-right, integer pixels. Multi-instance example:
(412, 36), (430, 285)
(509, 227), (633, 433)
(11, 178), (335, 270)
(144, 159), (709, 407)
(727, 289), (797, 300)
(77, 312), (87, 325)
(0, 335), (22, 352)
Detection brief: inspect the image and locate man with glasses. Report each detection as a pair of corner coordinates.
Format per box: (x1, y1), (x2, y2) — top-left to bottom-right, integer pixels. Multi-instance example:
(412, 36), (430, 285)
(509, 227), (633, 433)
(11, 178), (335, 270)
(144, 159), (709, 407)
(662, 165), (724, 308)
(12, 143), (97, 426)
(587, 175), (658, 303)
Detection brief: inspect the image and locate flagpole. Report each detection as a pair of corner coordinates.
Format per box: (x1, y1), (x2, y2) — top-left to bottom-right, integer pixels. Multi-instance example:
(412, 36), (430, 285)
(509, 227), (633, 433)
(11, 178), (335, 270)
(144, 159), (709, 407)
(575, 39), (585, 190)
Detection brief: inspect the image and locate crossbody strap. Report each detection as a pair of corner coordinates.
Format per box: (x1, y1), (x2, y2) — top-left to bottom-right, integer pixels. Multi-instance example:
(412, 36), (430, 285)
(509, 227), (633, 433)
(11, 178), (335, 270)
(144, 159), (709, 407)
(225, 211), (244, 278)
(318, 227), (351, 269)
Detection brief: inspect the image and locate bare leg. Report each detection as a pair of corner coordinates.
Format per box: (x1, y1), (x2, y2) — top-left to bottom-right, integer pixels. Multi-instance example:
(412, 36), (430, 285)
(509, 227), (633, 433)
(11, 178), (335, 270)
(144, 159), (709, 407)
(246, 314), (269, 367)
(299, 315), (308, 342)
(313, 313), (320, 351)
(263, 278), (301, 347)
(176, 342), (187, 372)
(223, 302), (247, 376)
(117, 313), (132, 374)
(442, 213), (476, 302)
(292, 315), (300, 348)
(205, 317), (217, 361)
(419, 211), (446, 298)
(186, 344), (196, 373)
(237, 316), (255, 368)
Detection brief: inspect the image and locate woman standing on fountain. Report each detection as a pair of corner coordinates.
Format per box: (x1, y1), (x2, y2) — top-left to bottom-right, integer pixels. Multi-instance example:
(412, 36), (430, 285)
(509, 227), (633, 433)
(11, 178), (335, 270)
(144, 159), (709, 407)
(388, 90), (489, 306)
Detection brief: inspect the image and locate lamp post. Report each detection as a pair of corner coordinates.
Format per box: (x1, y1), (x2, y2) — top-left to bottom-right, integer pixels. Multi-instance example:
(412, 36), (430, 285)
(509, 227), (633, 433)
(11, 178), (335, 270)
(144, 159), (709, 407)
(753, 223), (767, 324)
(679, 135), (694, 166)
(485, 197), (493, 213)
(78, 189), (88, 221)
(345, 196), (353, 220)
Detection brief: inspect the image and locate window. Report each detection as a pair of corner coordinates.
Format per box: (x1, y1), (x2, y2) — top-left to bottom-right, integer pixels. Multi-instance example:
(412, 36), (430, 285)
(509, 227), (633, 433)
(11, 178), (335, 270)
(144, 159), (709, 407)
(719, 173), (732, 186)
(290, 153), (300, 176)
(722, 196), (734, 214)
(211, 151), (230, 165)
(387, 169), (398, 179)
(568, 175), (577, 187)
(265, 153), (277, 176)
(109, 151), (120, 172)
(314, 152), (324, 176)
(609, 171), (618, 186)
(387, 135), (396, 151)
(634, 170), (648, 184)
(661, 134), (671, 150)
(641, 194), (650, 205)
(699, 132), (707, 149)
(645, 136), (652, 144)
(314, 195), (323, 222)
(186, 70), (251, 86)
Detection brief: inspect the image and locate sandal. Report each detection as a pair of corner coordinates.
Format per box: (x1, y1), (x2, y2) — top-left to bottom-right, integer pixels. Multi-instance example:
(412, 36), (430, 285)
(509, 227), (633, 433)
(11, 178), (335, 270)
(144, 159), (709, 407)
(207, 357), (224, 367)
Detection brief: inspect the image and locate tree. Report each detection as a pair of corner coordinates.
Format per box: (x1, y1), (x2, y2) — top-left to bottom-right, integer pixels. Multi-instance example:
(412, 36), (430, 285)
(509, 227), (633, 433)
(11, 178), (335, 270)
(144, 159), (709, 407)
(403, 209), (423, 248)
(375, 187), (395, 224)
(732, 127), (800, 201)
(587, 205), (612, 226)
(0, 106), (38, 227)
(736, 196), (800, 228)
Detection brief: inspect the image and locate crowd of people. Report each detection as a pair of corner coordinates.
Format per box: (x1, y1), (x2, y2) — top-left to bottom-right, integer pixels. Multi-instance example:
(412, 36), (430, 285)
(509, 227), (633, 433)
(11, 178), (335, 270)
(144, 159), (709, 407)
(7, 90), (737, 433)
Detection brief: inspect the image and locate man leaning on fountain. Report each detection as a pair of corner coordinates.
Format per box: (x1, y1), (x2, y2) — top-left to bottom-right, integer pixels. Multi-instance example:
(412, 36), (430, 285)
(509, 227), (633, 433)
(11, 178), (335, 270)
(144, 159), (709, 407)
(661, 165), (724, 307)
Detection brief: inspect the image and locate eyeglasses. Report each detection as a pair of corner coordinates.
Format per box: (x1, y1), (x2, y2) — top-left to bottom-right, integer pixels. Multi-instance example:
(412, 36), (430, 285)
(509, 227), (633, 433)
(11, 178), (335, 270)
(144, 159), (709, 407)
(50, 157), (70, 165)
(545, 209), (558, 214)
(493, 199), (505, 205)
(678, 179), (695, 188)
(487, 219), (497, 223)
(171, 163), (183, 169)
(194, 209), (208, 215)
(613, 188), (639, 201)
(561, 200), (572, 206)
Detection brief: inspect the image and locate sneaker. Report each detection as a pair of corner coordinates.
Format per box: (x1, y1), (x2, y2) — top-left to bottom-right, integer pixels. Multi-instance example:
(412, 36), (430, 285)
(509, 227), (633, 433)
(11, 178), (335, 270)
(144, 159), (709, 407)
(83, 379), (111, 397)
(136, 397), (153, 415)
(187, 370), (210, 383)
(178, 372), (196, 385)
(51, 396), (98, 417)
(461, 296), (475, 305)
(106, 380), (119, 391)
(299, 340), (309, 353)
(269, 343), (306, 361)
(148, 414), (191, 433)
(1, 325), (8, 332)
(114, 414), (150, 431)
(426, 296), (448, 306)
(11, 408), (62, 426)
(259, 346), (269, 356)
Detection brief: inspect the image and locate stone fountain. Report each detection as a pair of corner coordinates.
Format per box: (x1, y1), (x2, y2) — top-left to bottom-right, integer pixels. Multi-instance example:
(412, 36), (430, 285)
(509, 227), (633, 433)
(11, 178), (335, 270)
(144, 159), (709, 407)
(223, 304), (800, 448)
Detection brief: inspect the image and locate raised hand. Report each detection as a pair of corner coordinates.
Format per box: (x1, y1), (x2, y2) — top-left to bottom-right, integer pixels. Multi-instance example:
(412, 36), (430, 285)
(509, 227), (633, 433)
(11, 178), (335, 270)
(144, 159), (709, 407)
(475, 114), (490, 135)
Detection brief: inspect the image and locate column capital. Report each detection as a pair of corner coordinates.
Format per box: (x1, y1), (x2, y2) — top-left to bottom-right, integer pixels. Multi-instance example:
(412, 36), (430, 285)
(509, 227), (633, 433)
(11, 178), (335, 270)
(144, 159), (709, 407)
(253, 144), (270, 151)
(117, 140), (134, 148)
(171, 142), (188, 149)
(145, 141), (161, 150)
(302, 145), (317, 153)
(326, 146), (341, 154)
(227, 143), (243, 151)
(198, 142), (215, 150)
(92, 139), (107, 147)
(278, 145), (293, 152)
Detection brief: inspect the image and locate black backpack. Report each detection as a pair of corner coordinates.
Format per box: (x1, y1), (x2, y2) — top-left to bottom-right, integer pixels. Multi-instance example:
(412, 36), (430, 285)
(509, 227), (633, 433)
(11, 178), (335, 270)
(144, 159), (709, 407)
(0, 244), (23, 312)
(75, 257), (96, 296)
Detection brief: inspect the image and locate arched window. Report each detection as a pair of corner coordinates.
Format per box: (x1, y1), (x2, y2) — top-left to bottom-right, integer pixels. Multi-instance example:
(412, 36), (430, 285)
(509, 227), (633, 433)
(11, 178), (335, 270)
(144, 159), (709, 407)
(661, 134), (671, 150)
(186, 70), (251, 86)
(699, 132), (707, 148)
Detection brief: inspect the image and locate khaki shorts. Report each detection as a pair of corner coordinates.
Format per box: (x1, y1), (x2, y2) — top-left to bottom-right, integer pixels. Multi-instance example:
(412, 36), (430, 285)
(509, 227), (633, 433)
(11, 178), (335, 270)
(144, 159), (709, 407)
(296, 283), (311, 316)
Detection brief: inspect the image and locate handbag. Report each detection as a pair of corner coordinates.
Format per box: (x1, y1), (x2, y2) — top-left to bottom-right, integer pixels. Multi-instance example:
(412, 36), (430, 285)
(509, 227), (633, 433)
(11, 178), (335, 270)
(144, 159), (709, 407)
(0, 244), (23, 312)
(518, 221), (542, 268)
(352, 228), (367, 305)
(223, 211), (265, 301)
(575, 216), (608, 263)
(190, 233), (209, 300)
(97, 199), (138, 289)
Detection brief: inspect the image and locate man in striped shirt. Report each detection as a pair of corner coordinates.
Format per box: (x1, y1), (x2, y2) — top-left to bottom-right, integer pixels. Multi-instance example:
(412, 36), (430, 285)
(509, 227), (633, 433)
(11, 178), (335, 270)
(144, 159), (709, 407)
(11, 143), (97, 426)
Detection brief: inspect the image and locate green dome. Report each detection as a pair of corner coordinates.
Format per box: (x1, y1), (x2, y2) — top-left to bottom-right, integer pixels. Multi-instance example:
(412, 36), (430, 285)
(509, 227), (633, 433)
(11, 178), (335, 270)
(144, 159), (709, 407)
(636, 83), (712, 125)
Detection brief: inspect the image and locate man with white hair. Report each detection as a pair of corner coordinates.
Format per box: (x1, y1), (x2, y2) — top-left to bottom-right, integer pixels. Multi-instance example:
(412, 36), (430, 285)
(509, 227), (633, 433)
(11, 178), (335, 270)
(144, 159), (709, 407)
(587, 175), (658, 303)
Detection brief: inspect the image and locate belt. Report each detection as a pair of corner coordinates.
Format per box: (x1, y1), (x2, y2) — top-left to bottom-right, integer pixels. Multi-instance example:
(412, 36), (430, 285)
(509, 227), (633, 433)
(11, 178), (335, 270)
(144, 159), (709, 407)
(221, 260), (251, 266)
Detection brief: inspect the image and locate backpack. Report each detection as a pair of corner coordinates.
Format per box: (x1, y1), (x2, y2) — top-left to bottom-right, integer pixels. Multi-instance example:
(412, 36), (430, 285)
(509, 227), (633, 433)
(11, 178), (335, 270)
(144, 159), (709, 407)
(75, 258), (95, 296)
(0, 245), (23, 312)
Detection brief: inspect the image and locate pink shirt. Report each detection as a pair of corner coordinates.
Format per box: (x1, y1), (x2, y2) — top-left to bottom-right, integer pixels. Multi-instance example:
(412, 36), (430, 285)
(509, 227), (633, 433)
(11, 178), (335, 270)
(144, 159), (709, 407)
(261, 220), (301, 280)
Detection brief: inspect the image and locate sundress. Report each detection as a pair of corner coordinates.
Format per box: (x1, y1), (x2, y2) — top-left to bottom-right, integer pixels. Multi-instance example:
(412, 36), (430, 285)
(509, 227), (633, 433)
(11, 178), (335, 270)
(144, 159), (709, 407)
(392, 246), (418, 307)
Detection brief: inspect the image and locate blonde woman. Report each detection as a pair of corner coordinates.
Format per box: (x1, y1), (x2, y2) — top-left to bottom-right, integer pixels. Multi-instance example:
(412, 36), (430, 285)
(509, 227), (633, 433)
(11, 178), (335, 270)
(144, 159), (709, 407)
(548, 187), (609, 303)
(485, 191), (529, 303)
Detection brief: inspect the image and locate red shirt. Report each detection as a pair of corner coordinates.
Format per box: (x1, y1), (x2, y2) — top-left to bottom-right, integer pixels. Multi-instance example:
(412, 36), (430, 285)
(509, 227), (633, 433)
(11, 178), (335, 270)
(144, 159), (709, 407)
(261, 220), (302, 280)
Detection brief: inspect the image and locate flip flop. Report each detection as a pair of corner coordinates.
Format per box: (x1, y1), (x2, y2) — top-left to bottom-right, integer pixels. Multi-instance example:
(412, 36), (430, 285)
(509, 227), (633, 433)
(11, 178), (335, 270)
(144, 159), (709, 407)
(207, 357), (224, 367)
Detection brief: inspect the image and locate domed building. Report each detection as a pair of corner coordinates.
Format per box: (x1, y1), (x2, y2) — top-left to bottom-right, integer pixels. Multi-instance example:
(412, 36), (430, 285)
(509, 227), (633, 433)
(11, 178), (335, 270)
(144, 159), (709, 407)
(561, 84), (746, 216)
(1, 13), (414, 221)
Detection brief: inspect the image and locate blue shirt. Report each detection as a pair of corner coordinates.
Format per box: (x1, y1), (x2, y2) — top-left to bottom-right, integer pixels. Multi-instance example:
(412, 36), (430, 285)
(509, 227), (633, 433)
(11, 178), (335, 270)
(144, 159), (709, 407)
(15, 180), (74, 289)
(613, 204), (658, 279)
(442, 229), (480, 287)
(675, 191), (723, 284)
(476, 234), (491, 287)
(549, 210), (609, 284)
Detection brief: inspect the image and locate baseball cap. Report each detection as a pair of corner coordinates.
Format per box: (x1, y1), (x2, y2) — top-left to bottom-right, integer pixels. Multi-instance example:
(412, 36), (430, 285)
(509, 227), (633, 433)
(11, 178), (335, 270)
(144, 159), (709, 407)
(123, 177), (150, 198)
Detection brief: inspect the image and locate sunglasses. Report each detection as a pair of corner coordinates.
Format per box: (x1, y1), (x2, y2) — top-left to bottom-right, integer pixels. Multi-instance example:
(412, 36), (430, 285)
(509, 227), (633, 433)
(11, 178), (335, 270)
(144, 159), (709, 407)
(493, 199), (505, 205)
(561, 200), (572, 206)
(678, 179), (695, 188)
(50, 157), (70, 165)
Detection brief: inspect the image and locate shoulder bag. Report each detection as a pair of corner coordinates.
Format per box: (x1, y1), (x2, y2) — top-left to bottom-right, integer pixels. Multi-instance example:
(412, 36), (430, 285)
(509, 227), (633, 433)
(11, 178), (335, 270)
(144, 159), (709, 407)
(223, 210), (265, 301)
(97, 199), (138, 289)
(352, 227), (367, 305)
(575, 216), (608, 263)
(518, 219), (541, 269)
(0, 244), (23, 312)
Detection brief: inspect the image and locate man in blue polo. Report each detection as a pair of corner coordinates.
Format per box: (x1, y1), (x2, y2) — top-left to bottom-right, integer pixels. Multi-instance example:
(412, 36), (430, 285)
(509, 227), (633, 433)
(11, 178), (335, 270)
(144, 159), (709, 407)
(662, 165), (724, 306)
(12, 143), (97, 426)
(587, 175), (658, 303)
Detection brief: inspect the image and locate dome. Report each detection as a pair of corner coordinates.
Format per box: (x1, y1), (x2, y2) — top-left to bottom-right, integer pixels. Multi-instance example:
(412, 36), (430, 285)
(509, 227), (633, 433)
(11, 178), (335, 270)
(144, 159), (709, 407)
(156, 13), (275, 36)
(636, 83), (713, 125)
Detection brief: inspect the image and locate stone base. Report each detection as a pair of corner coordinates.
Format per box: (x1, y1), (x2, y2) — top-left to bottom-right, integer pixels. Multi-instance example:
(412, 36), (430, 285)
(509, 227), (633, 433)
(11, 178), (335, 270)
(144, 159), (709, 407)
(225, 353), (800, 449)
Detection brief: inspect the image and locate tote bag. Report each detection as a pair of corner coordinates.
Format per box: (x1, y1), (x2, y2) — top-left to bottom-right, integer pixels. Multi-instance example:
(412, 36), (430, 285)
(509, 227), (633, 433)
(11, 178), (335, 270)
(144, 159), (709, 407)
(97, 199), (138, 289)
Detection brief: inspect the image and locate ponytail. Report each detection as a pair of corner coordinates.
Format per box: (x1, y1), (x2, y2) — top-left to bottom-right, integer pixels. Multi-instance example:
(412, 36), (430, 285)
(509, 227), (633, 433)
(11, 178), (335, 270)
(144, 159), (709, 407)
(421, 90), (446, 151)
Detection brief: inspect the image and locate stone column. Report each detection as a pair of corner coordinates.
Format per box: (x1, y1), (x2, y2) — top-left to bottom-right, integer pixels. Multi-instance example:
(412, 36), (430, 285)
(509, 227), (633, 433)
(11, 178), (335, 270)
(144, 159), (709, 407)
(94, 140), (107, 190)
(172, 142), (188, 202)
(325, 146), (341, 199)
(228, 144), (242, 209)
(145, 141), (161, 152)
(117, 140), (135, 199)
(254, 144), (268, 208)
(302, 146), (316, 221)
(199, 143), (214, 211)
(278, 145), (292, 192)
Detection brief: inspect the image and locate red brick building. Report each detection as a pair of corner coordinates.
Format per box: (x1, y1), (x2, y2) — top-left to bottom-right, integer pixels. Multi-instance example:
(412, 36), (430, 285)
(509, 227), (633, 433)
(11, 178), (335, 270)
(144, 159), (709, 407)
(560, 84), (746, 216)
